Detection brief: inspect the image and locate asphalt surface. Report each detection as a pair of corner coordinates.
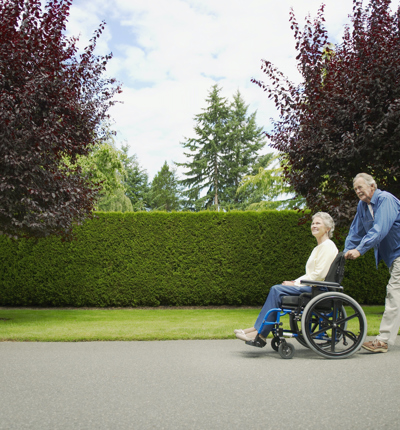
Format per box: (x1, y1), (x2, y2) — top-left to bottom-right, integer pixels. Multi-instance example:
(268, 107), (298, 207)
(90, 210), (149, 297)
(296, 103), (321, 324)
(1, 336), (399, 430)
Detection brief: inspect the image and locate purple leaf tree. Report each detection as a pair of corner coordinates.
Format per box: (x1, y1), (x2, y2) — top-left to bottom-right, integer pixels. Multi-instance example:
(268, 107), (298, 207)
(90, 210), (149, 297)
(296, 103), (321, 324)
(0, 0), (121, 238)
(253, 0), (400, 225)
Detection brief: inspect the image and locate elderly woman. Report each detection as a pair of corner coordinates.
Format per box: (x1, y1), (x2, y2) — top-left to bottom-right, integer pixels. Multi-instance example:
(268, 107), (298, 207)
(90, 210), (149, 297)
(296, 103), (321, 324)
(235, 212), (338, 343)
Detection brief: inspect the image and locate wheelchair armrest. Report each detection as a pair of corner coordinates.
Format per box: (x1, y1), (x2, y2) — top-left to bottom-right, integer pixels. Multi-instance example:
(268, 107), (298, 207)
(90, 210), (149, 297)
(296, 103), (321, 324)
(300, 279), (343, 290)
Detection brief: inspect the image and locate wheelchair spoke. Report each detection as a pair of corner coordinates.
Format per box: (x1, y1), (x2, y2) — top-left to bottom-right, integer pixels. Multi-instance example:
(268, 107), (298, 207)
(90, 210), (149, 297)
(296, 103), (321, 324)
(331, 328), (337, 351)
(311, 309), (331, 324)
(309, 325), (331, 339)
(336, 311), (360, 326)
(330, 300), (341, 352)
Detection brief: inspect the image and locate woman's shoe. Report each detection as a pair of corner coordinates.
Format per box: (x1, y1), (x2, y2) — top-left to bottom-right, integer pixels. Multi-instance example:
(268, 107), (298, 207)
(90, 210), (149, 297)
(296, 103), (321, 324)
(234, 329), (245, 334)
(246, 334), (267, 348)
(236, 333), (251, 341)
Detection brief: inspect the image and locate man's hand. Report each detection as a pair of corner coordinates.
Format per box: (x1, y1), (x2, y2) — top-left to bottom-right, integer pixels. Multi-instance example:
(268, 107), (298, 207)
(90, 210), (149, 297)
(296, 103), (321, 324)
(345, 249), (361, 260)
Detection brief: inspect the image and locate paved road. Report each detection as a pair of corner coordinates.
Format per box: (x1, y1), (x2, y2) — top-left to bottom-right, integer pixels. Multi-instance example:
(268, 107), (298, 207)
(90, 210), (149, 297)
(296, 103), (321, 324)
(1, 337), (399, 430)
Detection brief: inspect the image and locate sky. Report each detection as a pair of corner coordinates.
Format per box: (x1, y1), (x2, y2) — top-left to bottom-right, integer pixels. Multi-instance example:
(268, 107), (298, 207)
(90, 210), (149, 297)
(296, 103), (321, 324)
(65, 0), (400, 181)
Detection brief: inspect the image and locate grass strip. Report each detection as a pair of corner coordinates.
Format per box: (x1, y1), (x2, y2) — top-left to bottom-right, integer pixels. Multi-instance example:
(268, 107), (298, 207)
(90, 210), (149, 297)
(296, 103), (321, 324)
(0, 306), (387, 342)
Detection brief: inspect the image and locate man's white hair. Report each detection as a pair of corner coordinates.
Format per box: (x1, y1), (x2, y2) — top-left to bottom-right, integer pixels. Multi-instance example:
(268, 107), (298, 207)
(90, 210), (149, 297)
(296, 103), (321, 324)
(353, 173), (377, 189)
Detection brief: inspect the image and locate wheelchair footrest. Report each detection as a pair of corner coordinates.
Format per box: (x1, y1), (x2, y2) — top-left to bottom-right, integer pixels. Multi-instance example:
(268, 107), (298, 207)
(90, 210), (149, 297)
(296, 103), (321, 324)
(245, 335), (267, 348)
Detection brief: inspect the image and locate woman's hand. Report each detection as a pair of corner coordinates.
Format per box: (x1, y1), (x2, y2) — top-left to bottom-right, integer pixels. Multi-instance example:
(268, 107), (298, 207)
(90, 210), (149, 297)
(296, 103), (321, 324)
(282, 281), (296, 286)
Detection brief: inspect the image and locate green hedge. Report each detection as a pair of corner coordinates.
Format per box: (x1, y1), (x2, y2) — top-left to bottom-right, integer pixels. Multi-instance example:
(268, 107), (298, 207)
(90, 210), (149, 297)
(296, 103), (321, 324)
(0, 211), (389, 307)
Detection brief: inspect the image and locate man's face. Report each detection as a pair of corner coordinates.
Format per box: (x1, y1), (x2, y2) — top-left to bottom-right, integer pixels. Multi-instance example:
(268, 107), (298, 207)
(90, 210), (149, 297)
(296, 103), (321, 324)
(353, 178), (375, 204)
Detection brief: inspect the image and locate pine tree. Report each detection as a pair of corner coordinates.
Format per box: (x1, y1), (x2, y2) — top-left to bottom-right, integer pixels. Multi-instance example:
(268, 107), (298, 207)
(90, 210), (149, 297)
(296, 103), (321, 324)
(120, 145), (150, 211)
(222, 91), (266, 208)
(148, 162), (182, 211)
(177, 85), (230, 210)
(177, 86), (265, 210)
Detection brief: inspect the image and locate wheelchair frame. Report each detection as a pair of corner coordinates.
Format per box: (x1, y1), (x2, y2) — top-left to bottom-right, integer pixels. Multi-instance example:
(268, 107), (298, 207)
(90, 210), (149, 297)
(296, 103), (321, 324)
(245, 255), (368, 359)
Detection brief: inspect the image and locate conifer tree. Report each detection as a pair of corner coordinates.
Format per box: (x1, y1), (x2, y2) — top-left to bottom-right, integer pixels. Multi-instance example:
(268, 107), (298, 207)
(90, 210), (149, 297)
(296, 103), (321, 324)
(148, 162), (182, 211)
(223, 91), (266, 208)
(177, 86), (265, 210)
(177, 85), (230, 210)
(120, 145), (150, 211)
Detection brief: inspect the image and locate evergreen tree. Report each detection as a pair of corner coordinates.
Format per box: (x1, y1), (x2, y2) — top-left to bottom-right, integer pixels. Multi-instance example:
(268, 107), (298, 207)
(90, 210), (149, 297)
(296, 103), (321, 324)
(222, 91), (266, 208)
(148, 162), (182, 211)
(120, 145), (150, 211)
(177, 85), (265, 210)
(177, 85), (230, 210)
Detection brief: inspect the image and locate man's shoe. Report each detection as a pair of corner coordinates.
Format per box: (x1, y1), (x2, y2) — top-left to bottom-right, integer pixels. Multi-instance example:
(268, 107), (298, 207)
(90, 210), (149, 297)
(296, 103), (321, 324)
(362, 339), (388, 353)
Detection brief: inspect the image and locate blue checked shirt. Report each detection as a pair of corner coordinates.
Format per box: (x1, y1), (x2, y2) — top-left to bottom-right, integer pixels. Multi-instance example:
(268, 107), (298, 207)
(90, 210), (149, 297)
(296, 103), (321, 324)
(344, 189), (400, 268)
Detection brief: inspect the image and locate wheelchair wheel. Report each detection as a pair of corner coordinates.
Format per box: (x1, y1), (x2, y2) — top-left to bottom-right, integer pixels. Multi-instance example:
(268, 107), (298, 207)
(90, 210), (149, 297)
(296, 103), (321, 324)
(301, 292), (367, 359)
(278, 341), (295, 359)
(271, 337), (280, 352)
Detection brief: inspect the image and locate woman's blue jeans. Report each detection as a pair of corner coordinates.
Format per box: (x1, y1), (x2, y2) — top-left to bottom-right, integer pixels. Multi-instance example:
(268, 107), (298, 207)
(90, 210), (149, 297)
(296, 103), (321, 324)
(254, 284), (313, 337)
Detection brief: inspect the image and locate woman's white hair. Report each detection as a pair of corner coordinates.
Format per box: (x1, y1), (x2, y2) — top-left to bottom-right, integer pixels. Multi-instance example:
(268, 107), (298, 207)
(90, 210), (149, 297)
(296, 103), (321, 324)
(353, 173), (377, 189)
(312, 212), (335, 238)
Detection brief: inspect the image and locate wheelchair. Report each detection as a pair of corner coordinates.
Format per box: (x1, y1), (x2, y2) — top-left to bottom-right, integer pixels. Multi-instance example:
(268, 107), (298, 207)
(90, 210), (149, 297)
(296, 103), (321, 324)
(245, 252), (368, 359)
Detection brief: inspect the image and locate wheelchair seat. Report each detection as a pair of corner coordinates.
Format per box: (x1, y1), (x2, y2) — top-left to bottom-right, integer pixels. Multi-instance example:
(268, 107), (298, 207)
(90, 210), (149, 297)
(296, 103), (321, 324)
(280, 252), (346, 309)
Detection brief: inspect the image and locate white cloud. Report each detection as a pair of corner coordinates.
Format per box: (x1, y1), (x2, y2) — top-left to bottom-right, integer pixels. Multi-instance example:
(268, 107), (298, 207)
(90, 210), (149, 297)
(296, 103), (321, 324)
(66, 0), (400, 180)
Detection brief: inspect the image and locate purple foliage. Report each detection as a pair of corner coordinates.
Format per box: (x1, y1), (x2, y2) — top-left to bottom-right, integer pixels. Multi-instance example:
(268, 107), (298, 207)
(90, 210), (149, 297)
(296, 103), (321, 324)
(253, 0), (400, 225)
(0, 0), (121, 239)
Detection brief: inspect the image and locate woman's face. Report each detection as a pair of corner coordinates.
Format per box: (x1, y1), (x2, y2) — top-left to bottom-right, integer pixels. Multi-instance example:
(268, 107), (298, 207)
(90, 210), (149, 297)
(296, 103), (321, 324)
(311, 216), (329, 240)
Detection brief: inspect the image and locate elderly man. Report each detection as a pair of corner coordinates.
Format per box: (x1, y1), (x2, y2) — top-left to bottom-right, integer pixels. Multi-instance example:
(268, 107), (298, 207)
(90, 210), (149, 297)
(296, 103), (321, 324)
(344, 173), (400, 353)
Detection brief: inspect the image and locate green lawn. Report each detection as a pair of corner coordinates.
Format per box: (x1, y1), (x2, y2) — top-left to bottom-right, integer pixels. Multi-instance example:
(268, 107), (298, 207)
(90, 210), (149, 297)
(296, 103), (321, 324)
(0, 306), (387, 342)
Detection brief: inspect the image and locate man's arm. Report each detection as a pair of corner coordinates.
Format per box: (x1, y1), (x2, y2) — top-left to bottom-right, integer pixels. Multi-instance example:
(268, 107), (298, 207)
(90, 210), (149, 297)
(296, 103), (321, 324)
(354, 195), (399, 256)
(344, 204), (365, 254)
